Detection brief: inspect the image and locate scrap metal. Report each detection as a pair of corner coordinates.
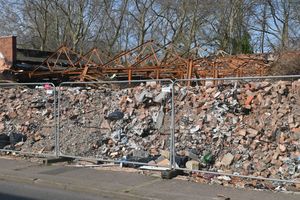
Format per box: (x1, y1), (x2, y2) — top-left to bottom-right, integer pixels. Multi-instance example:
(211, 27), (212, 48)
(5, 41), (272, 84)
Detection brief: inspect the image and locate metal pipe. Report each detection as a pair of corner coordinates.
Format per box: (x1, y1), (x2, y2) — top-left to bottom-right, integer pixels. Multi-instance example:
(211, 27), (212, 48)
(59, 79), (173, 86)
(176, 74), (300, 82)
(171, 81), (176, 169)
(0, 149), (55, 158)
(53, 83), (58, 157)
(59, 154), (170, 168)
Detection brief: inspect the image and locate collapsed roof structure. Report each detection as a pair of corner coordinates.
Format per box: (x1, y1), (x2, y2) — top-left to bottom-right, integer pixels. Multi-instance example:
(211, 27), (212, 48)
(0, 36), (273, 84)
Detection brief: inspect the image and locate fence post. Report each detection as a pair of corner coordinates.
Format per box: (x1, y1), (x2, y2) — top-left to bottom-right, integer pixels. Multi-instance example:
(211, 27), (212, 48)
(54, 84), (59, 157)
(169, 80), (175, 170)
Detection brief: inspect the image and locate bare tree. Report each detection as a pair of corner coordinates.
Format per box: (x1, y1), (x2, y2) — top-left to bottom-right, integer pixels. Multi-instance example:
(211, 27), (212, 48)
(0, 0), (299, 54)
(23, 0), (53, 50)
(102, 0), (129, 52)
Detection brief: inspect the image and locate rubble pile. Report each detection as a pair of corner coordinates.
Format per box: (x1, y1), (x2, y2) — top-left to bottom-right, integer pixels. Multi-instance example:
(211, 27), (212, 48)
(0, 56), (11, 80)
(58, 82), (172, 162)
(0, 55), (8, 73)
(174, 80), (300, 182)
(0, 86), (56, 153)
(0, 79), (300, 187)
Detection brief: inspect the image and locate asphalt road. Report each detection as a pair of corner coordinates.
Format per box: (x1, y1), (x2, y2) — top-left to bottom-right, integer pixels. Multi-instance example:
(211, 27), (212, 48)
(0, 180), (109, 200)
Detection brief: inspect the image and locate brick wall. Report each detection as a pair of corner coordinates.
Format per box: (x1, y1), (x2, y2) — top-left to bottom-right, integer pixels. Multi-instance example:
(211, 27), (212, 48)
(0, 36), (16, 65)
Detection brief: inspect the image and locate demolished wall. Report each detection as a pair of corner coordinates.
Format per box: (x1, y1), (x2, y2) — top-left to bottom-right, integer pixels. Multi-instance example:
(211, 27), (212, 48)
(0, 80), (299, 181)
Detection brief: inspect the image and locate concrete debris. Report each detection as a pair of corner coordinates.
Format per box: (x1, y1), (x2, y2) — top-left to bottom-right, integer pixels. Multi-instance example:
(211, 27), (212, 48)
(156, 158), (170, 166)
(296, 178), (300, 189)
(220, 153), (234, 166)
(185, 150), (201, 162)
(58, 83), (172, 162)
(0, 86), (55, 153)
(0, 56), (9, 73)
(174, 80), (300, 182)
(186, 160), (200, 170)
(246, 128), (259, 138)
(1, 79), (300, 191)
(217, 176), (232, 181)
(160, 150), (170, 159)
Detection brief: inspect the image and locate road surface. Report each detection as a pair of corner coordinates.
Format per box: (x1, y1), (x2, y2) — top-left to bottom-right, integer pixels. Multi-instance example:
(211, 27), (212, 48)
(0, 157), (299, 200)
(0, 180), (107, 200)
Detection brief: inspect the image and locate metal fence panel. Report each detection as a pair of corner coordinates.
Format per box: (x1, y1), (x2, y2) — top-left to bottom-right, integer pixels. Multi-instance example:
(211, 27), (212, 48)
(173, 75), (300, 185)
(0, 83), (56, 157)
(58, 80), (174, 168)
(1, 75), (300, 186)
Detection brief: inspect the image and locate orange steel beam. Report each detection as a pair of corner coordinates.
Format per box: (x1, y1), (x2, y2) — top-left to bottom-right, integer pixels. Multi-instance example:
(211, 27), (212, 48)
(187, 59), (193, 86)
(25, 41), (271, 82)
(100, 40), (154, 68)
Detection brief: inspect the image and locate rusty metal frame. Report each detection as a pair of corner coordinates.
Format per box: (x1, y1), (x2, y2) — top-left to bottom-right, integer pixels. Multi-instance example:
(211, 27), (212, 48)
(28, 45), (90, 80)
(24, 41), (273, 83)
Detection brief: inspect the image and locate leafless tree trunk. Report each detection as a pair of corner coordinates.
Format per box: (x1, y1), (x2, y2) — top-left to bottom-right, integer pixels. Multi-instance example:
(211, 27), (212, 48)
(0, 0), (298, 53)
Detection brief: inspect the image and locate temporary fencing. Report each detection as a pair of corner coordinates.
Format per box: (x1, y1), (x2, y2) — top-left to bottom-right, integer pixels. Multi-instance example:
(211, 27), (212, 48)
(0, 75), (299, 185)
(172, 75), (300, 184)
(0, 82), (56, 157)
(57, 80), (174, 168)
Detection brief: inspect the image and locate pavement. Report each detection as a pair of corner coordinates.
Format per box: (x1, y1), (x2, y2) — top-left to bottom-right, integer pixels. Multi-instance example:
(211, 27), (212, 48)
(0, 157), (299, 200)
(0, 180), (108, 200)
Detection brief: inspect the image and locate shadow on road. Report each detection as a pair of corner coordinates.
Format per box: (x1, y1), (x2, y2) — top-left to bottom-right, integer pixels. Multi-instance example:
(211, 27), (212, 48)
(0, 193), (37, 200)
